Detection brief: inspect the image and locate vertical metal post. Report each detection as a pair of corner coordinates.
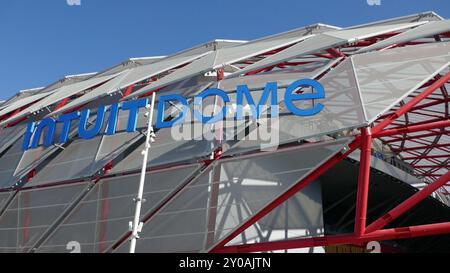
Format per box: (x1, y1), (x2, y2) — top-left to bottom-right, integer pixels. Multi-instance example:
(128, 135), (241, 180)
(129, 92), (156, 253)
(354, 127), (372, 237)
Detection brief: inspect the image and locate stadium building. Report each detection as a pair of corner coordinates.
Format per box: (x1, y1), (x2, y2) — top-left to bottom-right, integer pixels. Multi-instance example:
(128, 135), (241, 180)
(0, 11), (449, 253)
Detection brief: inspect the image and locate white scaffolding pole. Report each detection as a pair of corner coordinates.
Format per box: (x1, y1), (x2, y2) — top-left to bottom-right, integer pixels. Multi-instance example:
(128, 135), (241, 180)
(129, 92), (156, 253)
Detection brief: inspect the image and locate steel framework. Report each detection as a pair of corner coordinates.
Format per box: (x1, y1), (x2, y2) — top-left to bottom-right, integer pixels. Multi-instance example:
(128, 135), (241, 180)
(210, 72), (450, 253)
(0, 12), (449, 253)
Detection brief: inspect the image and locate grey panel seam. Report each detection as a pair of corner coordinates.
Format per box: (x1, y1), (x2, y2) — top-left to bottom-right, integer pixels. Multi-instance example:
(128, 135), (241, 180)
(349, 57), (369, 123)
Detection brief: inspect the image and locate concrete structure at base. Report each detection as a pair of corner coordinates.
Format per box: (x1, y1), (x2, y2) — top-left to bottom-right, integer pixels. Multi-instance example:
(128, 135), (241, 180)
(0, 11), (449, 253)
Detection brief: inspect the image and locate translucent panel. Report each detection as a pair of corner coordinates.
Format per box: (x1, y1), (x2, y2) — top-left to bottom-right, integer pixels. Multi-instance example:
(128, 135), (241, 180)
(224, 59), (365, 155)
(12, 120), (80, 186)
(37, 164), (201, 253)
(0, 73), (121, 127)
(226, 181), (324, 248)
(0, 124), (25, 155)
(217, 60), (335, 91)
(125, 52), (219, 99)
(0, 183), (87, 253)
(116, 138), (348, 253)
(214, 35), (313, 66)
(0, 191), (12, 214)
(324, 22), (423, 40)
(29, 73), (122, 114)
(234, 35), (344, 77)
(353, 42), (450, 122)
(92, 109), (149, 173)
(347, 11), (441, 28)
(27, 139), (102, 185)
(357, 20), (450, 53)
(0, 91), (52, 117)
(0, 137), (25, 189)
(53, 53), (210, 115)
(0, 195), (19, 252)
(110, 124), (213, 174)
(26, 109), (152, 187)
(230, 23), (422, 77)
(126, 35), (312, 100)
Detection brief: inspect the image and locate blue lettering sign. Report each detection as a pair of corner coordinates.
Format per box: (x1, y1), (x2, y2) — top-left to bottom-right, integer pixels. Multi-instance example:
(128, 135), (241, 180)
(22, 79), (326, 151)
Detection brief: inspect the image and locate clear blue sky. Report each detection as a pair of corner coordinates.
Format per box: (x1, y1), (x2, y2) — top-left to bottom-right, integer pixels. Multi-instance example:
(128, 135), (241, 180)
(1, 0), (449, 100)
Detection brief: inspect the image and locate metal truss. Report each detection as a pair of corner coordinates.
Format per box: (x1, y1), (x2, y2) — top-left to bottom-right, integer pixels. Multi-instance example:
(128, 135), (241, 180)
(209, 71), (450, 253)
(1, 15), (450, 253)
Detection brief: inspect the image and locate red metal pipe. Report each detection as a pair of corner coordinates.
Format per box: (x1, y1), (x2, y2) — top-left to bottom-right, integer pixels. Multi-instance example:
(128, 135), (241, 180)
(214, 222), (450, 253)
(354, 127), (372, 237)
(365, 171), (450, 233)
(122, 84), (136, 98)
(384, 130), (448, 144)
(391, 143), (450, 152)
(403, 154), (449, 160)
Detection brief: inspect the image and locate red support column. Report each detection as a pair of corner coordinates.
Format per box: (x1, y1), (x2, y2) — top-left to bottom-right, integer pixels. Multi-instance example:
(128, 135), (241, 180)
(365, 170), (450, 233)
(354, 127), (372, 237)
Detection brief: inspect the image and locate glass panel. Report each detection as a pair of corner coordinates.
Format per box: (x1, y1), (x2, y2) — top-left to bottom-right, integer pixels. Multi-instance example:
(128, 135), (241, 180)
(119, 138), (349, 252)
(0, 195), (19, 253)
(0, 125), (25, 154)
(225, 181), (324, 253)
(13, 120), (80, 186)
(353, 42), (450, 122)
(111, 124), (213, 174)
(357, 20), (450, 53)
(0, 137), (25, 189)
(0, 183), (87, 253)
(0, 191), (12, 213)
(36, 164), (201, 253)
(223, 59), (365, 155)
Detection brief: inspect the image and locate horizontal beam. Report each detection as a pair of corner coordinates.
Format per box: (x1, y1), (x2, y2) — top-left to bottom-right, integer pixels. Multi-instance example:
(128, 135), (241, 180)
(383, 130), (449, 144)
(374, 120), (450, 138)
(215, 222), (450, 253)
(392, 143), (450, 152)
(403, 154), (449, 160)
(372, 72), (450, 135)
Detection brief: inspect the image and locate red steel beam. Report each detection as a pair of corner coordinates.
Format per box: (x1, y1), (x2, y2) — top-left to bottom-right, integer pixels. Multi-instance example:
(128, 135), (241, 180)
(374, 119), (450, 138)
(403, 154), (449, 160)
(383, 130), (448, 144)
(415, 165), (450, 169)
(354, 127), (372, 237)
(391, 143), (450, 152)
(214, 222), (450, 253)
(365, 170), (450, 233)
